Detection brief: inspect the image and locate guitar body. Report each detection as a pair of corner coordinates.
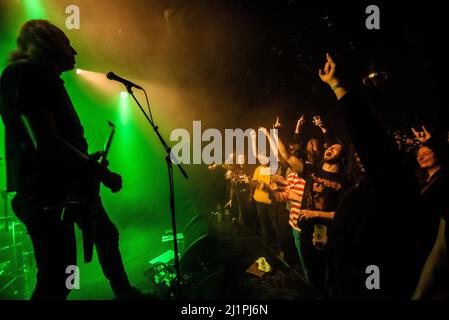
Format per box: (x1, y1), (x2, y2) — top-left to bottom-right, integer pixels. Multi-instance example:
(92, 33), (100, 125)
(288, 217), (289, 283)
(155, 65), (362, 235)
(65, 121), (116, 263)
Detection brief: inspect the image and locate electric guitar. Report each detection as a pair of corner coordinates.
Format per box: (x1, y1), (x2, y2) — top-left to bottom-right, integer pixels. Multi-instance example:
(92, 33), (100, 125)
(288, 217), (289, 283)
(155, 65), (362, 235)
(69, 120), (116, 200)
(63, 121), (116, 263)
(100, 121), (116, 166)
(43, 120), (117, 213)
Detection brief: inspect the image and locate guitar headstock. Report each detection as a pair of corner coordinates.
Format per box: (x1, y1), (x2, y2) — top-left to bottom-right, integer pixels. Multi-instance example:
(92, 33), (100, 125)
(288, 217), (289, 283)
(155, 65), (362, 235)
(108, 120), (116, 130)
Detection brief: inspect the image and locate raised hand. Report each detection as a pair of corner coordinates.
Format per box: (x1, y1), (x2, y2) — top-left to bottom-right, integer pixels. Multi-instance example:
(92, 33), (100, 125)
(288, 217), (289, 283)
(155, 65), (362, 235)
(319, 53), (347, 100)
(411, 125), (431, 144)
(313, 116), (321, 127)
(318, 53), (338, 85)
(295, 115), (306, 134)
(297, 115), (305, 127)
(313, 116), (327, 134)
(274, 117), (282, 129)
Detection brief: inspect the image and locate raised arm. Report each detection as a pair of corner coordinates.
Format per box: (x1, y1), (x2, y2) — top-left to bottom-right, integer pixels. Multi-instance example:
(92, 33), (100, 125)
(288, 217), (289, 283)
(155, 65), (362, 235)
(293, 115), (306, 149)
(318, 54), (348, 101)
(295, 115), (306, 135)
(411, 125), (432, 144)
(258, 127), (279, 159)
(313, 115), (340, 146)
(273, 117), (289, 162)
(318, 53), (417, 190)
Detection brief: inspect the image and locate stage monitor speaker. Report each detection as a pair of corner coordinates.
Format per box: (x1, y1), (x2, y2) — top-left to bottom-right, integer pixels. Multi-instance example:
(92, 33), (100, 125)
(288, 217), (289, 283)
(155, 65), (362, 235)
(179, 215), (321, 300)
(180, 214), (226, 299)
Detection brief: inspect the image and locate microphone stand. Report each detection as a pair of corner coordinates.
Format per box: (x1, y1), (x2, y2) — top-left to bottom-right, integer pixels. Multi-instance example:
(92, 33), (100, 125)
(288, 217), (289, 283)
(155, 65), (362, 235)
(124, 84), (188, 299)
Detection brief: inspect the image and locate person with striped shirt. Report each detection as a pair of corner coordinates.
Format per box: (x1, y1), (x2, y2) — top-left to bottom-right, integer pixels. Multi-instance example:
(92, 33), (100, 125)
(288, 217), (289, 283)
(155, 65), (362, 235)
(273, 155), (309, 282)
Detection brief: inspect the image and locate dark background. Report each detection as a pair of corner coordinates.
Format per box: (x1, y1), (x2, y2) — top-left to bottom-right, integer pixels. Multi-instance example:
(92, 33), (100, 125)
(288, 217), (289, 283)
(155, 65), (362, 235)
(1, 0), (448, 220)
(1, 0), (448, 299)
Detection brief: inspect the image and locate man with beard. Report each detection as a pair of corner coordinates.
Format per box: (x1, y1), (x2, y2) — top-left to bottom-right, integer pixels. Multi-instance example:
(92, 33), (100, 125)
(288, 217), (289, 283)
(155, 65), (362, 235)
(297, 143), (349, 296)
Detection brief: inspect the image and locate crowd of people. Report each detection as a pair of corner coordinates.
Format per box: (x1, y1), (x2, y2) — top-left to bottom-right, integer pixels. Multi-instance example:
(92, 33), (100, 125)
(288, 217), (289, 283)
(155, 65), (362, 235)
(1, 18), (447, 300)
(209, 54), (449, 300)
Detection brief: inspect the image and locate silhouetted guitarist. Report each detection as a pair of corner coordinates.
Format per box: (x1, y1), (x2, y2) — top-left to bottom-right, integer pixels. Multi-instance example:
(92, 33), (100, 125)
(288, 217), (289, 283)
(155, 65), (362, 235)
(0, 20), (140, 299)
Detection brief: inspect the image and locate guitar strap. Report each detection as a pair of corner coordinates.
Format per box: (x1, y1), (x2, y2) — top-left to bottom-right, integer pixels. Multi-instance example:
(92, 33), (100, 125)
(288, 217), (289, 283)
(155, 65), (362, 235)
(60, 185), (95, 264)
(82, 225), (94, 263)
(82, 195), (100, 264)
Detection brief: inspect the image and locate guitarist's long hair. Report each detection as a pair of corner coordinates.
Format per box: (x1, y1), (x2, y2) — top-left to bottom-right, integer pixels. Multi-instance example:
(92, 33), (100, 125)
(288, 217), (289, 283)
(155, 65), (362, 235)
(9, 20), (67, 64)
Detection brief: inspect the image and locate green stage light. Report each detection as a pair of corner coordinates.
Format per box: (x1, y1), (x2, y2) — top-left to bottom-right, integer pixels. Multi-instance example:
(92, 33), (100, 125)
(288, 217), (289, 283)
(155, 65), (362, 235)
(24, 0), (47, 20)
(119, 92), (129, 126)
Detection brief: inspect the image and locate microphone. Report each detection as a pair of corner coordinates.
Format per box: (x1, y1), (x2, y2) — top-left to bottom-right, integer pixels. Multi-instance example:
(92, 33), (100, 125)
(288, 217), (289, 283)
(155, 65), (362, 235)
(106, 72), (143, 90)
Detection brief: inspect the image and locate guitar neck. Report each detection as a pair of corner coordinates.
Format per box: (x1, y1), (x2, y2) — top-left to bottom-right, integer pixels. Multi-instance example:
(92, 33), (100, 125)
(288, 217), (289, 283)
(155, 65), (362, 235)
(101, 121), (116, 165)
(103, 130), (115, 159)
